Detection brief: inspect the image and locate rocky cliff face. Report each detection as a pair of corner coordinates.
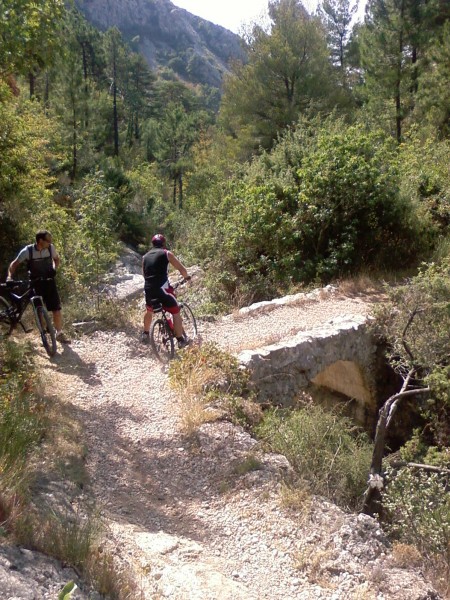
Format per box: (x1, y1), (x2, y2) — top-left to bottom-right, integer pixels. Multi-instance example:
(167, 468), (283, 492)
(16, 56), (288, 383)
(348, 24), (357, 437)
(75, 0), (246, 88)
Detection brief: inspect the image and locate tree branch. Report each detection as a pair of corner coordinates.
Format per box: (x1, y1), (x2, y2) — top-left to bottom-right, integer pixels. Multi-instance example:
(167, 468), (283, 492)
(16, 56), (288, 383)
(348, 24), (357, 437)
(389, 461), (450, 475)
(361, 383), (430, 516)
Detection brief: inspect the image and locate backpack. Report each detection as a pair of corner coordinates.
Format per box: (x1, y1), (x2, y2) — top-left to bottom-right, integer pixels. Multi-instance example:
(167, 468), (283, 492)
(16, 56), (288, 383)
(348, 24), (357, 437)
(27, 243), (53, 265)
(26, 244), (55, 278)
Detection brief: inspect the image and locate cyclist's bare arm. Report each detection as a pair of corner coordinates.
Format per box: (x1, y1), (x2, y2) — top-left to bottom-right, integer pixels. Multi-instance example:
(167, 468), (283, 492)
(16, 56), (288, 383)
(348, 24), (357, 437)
(7, 259), (19, 280)
(167, 251), (189, 280)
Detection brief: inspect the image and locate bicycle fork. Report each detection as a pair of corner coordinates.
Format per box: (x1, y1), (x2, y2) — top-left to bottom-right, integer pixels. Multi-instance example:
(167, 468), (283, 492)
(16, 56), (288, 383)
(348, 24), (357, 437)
(31, 296), (46, 331)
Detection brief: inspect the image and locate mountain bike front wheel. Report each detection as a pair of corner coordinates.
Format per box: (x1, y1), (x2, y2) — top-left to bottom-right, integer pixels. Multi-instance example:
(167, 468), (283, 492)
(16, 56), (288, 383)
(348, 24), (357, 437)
(34, 305), (57, 357)
(179, 302), (197, 341)
(0, 296), (13, 336)
(150, 318), (175, 363)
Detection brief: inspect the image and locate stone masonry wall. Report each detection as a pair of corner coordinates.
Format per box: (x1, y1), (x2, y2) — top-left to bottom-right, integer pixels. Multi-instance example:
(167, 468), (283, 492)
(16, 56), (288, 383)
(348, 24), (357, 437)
(238, 314), (378, 425)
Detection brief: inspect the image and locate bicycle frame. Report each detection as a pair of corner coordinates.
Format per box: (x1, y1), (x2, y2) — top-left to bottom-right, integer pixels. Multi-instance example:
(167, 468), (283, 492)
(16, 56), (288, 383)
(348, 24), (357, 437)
(1, 281), (47, 332)
(0, 279), (57, 357)
(151, 302), (174, 327)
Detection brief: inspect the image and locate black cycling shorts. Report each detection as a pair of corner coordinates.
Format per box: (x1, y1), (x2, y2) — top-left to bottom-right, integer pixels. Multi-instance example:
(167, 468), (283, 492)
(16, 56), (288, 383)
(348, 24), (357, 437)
(144, 286), (180, 314)
(32, 278), (61, 312)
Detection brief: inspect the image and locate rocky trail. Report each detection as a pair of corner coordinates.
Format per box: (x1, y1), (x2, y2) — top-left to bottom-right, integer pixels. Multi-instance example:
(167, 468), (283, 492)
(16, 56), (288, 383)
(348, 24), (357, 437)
(1, 285), (441, 599)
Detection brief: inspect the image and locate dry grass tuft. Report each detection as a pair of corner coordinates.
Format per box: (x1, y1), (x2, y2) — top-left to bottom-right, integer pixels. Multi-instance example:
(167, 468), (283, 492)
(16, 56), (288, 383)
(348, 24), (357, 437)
(348, 584), (377, 600)
(279, 481), (312, 517)
(230, 453), (263, 476)
(179, 395), (220, 436)
(293, 546), (335, 586)
(336, 274), (383, 297)
(87, 547), (145, 600)
(424, 554), (450, 600)
(169, 343), (259, 433)
(391, 542), (423, 568)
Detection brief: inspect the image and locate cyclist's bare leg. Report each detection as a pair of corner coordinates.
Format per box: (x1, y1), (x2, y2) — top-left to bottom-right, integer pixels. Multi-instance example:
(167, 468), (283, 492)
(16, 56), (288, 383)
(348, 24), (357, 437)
(52, 309), (62, 332)
(143, 308), (152, 333)
(173, 313), (183, 338)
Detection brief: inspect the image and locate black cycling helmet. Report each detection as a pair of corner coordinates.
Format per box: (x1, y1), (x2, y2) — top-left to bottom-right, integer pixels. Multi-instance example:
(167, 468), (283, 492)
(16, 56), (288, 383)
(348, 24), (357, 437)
(151, 233), (166, 248)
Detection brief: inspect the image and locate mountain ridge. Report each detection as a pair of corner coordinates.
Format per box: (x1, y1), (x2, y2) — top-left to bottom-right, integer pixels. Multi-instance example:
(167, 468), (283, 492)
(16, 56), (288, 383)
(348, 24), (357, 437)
(75, 0), (246, 88)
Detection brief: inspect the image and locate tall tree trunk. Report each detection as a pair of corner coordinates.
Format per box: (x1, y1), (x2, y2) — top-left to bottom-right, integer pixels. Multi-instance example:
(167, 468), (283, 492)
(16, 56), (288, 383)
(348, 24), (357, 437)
(395, 78), (402, 143)
(135, 113), (140, 140)
(411, 46), (418, 95)
(113, 44), (119, 157)
(178, 173), (183, 210)
(81, 43), (89, 128)
(395, 0), (405, 143)
(29, 72), (35, 99)
(71, 107), (78, 183)
(44, 72), (50, 112)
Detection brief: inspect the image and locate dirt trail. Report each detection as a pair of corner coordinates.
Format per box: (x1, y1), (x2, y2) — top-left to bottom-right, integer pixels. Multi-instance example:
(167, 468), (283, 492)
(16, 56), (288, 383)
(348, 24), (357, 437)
(34, 292), (438, 600)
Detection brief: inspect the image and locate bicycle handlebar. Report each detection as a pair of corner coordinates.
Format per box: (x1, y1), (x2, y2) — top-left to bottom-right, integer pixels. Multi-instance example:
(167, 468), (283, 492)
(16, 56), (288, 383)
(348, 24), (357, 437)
(1, 278), (55, 288)
(171, 275), (192, 290)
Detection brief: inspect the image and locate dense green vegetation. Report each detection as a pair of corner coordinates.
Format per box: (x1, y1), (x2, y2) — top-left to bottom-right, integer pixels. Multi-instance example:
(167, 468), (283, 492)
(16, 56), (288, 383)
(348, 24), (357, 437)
(1, 0), (448, 292)
(1, 0), (449, 594)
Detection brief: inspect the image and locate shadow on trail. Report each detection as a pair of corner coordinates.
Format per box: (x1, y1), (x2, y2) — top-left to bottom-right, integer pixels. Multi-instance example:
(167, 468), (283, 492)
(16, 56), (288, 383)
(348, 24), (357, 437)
(69, 398), (241, 546)
(47, 344), (102, 386)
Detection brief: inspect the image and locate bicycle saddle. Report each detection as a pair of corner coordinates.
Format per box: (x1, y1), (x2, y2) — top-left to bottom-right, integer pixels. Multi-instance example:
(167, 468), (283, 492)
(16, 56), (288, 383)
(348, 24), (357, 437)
(151, 300), (163, 312)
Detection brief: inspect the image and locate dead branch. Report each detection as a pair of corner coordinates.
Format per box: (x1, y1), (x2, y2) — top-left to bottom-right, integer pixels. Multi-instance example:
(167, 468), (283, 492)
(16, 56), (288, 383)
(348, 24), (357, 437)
(389, 461), (450, 475)
(361, 382), (430, 516)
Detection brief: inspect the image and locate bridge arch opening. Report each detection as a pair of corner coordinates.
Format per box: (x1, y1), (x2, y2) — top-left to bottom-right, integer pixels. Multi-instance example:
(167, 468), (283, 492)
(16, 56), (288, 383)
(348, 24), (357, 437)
(311, 360), (376, 428)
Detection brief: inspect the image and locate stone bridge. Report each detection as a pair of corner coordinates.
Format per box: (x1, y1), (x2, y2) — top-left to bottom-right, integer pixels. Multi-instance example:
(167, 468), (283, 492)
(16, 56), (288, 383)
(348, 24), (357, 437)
(105, 247), (381, 428)
(238, 313), (379, 428)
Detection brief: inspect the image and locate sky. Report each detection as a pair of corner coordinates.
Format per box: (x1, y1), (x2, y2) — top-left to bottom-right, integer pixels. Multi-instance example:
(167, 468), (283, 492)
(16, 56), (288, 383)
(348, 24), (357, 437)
(171, 1), (366, 34)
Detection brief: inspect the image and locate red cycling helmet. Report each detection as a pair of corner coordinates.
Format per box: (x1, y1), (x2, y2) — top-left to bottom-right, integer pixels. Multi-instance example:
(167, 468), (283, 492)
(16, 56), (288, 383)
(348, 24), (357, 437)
(151, 233), (166, 247)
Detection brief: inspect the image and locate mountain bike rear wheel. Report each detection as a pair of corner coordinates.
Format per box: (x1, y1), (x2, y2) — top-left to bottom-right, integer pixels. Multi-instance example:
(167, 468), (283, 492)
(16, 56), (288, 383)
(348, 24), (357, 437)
(150, 318), (175, 363)
(0, 296), (13, 336)
(35, 305), (57, 357)
(179, 302), (197, 341)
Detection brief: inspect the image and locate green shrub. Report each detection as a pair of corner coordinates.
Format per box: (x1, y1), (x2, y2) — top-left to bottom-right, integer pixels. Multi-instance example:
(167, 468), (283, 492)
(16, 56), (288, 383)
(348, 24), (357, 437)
(191, 116), (431, 306)
(0, 339), (47, 527)
(0, 341), (46, 470)
(382, 466), (450, 564)
(399, 135), (450, 237)
(256, 404), (373, 510)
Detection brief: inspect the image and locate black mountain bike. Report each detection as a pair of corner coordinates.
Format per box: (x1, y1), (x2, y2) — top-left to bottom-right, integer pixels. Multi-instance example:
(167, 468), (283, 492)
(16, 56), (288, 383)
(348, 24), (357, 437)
(150, 300), (197, 363)
(0, 279), (57, 357)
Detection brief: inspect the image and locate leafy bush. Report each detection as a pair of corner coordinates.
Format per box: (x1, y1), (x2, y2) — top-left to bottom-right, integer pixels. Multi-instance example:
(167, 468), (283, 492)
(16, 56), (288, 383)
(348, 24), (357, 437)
(373, 257), (450, 447)
(293, 124), (425, 278)
(193, 116), (431, 306)
(382, 466), (450, 592)
(399, 134), (450, 236)
(0, 84), (62, 271)
(0, 339), (47, 527)
(256, 404), (373, 510)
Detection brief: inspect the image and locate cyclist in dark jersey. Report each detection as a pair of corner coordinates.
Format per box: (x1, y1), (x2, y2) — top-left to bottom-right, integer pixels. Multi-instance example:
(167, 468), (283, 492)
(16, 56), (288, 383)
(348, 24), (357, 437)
(142, 234), (191, 348)
(7, 230), (71, 343)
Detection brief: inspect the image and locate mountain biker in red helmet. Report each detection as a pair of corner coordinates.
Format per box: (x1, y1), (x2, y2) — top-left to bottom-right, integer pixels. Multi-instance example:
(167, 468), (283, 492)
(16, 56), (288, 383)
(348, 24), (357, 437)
(141, 234), (191, 348)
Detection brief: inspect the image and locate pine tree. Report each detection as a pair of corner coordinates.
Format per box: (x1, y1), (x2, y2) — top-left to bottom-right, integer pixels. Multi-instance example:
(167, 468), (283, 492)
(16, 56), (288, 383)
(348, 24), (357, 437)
(360, 0), (443, 142)
(123, 53), (156, 147)
(220, 0), (335, 154)
(103, 28), (127, 157)
(318, 0), (358, 87)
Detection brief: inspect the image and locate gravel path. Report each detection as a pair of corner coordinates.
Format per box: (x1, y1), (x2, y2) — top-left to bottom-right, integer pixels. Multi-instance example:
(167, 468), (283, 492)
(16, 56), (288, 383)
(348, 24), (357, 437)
(35, 290), (439, 600)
